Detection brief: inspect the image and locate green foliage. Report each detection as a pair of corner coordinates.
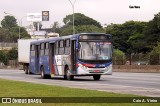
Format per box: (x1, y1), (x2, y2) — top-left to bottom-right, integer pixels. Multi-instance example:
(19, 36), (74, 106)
(113, 49), (125, 57)
(51, 21), (61, 33)
(144, 12), (160, 49)
(60, 25), (73, 36)
(0, 50), (7, 65)
(105, 21), (147, 54)
(19, 27), (30, 39)
(1, 15), (17, 29)
(113, 49), (126, 65)
(0, 78), (137, 97)
(61, 13), (104, 36)
(0, 15), (30, 42)
(149, 42), (160, 55)
(60, 25), (105, 36)
(148, 42), (160, 65)
(76, 25), (104, 33)
(6, 47), (18, 60)
(0, 28), (10, 42)
(1, 79), (153, 106)
(63, 13), (102, 28)
(0, 48), (18, 65)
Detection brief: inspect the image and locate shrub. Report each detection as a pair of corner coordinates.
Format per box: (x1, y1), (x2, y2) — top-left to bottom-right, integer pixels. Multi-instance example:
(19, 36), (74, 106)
(0, 50), (7, 65)
(149, 42), (160, 65)
(113, 49), (126, 65)
(7, 47), (18, 60)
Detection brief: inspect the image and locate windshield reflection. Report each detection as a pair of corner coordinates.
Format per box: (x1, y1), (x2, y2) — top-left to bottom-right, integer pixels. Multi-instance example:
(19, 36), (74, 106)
(78, 42), (112, 60)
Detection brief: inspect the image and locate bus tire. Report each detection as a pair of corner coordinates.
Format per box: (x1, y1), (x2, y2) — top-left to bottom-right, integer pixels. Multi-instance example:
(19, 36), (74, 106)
(40, 66), (48, 79)
(93, 75), (101, 80)
(66, 68), (74, 80)
(47, 75), (51, 79)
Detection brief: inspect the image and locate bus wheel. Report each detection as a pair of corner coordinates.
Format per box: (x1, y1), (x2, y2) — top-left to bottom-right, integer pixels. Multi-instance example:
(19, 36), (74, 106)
(40, 66), (51, 79)
(93, 75), (101, 80)
(66, 69), (74, 80)
(41, 66), (46, 79)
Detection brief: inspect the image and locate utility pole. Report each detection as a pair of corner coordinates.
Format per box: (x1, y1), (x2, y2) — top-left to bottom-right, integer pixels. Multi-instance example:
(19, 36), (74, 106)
(68, 0), (77, 35)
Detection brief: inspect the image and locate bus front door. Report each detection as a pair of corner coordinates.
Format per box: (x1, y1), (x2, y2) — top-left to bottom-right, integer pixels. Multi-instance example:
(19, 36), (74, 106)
(71, 40), (76, 74)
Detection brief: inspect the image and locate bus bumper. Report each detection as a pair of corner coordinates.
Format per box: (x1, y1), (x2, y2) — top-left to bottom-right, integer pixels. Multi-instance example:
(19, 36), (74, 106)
(76, 65), (112, 75)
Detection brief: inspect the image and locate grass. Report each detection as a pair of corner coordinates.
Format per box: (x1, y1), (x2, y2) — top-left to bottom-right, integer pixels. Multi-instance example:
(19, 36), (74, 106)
(0, 78), (159, 106)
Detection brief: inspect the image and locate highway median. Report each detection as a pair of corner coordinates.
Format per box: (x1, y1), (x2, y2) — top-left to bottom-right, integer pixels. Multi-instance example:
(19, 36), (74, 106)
(0, 78), (159, 106)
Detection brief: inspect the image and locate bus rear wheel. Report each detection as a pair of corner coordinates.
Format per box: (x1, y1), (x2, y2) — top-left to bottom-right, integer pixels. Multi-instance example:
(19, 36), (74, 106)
(93, 75), (101, 80)
(40, 66), (51, 79)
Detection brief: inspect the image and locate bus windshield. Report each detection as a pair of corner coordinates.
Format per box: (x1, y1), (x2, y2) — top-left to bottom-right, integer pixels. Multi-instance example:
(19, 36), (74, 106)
(78, 41), (112, 61)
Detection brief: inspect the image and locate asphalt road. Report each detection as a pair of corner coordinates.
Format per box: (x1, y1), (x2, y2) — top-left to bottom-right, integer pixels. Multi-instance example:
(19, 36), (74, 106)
(0, 69), (160, 97)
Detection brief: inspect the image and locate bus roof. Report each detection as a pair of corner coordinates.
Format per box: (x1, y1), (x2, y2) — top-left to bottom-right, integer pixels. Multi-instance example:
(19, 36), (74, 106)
(30, 33), (111, 45)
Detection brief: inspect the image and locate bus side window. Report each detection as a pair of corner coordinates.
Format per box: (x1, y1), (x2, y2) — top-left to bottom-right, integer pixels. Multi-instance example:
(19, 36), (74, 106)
(44, 43), (49, 56)
(40, 43), (45, 56)
(64, 39), (70, 55)
(58, 40), (64, 55)
(30, 45), (35, 56)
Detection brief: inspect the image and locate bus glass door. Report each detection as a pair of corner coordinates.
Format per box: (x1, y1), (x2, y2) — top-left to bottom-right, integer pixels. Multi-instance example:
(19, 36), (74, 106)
(49, 43), (55, 75)
(35, 45), (40, 73)
(71, 40), (76, 74)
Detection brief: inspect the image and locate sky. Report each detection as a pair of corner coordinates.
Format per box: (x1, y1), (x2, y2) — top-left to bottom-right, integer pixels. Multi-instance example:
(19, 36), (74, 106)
(0, 0), (160, 28)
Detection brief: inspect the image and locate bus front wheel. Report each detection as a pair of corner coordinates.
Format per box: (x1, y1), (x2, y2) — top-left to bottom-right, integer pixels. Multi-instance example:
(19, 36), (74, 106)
(93, 75), (101, 80)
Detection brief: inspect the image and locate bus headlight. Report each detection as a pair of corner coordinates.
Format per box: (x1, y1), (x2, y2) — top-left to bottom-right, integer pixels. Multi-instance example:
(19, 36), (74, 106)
(78, 64), (87, 69)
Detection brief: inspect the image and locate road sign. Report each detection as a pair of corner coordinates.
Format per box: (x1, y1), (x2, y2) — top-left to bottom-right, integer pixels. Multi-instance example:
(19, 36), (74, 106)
(42, 11), (49, 21)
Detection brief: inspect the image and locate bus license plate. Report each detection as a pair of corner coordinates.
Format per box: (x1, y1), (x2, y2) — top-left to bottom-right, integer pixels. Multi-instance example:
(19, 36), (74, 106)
(94, 70), (100, 72)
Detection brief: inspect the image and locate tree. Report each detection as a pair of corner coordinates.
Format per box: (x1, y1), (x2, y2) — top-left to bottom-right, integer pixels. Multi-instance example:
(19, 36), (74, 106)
(149, 42), (160, 55)
(76, 25), (104, 33)
(60, 25), (104, 36)
(1, 15), (17, 29)
(0, 28), (10, 42)
(51, 21), (61, 33)
(0, 15), (30, 42)
(63, 13), (102, 28)
(105, 21), (147, 54)
(60, 25), (73, 36)
(60, 13), (104, 36)
(126, 21), (148, 53)
(9, 26), (30, 42)
(149, 42), (160, 65)
(144, 12), (160, 50)
(33, 22), (42, 31)
(19, 27), (30, 39)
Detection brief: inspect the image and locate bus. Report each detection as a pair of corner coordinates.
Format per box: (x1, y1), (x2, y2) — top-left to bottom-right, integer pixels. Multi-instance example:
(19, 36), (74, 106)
(29, 33), (112, 80)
